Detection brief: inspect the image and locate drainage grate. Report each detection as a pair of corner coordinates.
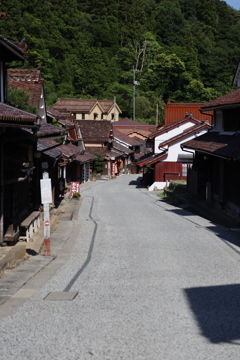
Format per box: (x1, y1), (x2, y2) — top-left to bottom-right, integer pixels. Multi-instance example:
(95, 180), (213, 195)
(44, 291), (78, 301)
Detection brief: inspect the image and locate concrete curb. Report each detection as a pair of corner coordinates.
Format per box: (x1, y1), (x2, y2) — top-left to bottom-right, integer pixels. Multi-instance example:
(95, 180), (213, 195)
(0, 243), (27, 275)
(0, 194), (81, 275)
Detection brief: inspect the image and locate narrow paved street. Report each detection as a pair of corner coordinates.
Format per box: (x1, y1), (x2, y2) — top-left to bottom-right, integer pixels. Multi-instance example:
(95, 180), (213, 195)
(1, 174), (240, 359)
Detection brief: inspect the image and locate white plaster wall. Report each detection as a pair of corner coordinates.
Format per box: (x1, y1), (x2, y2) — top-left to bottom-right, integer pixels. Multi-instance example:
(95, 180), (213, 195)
(39, 89), (46, 122)
(154, 121), (197, 153)
(149, 182), (166, 191)
(148, 128), (209, 190)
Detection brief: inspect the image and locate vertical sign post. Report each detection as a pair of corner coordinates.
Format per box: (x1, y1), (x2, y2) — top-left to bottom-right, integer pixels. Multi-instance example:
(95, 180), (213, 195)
(40, 172), (52, 256)
(70, 181), (80, 199)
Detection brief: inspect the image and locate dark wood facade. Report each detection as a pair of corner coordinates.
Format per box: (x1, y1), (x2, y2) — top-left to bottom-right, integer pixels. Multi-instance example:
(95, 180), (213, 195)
(182, 87), (240, 220)
(154, 161), (186, 182)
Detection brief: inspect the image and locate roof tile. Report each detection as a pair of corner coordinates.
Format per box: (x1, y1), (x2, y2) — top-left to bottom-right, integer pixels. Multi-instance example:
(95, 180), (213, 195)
(0, 102), (37, 124)
(78, 120), (113, 142)
(114, 128), (142, 146)
(202, 88), (240, 110)
(182, 131), (240, 160)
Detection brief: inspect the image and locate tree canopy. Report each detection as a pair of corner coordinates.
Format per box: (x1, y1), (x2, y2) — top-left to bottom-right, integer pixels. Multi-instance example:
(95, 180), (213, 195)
(1, 0), (240, 123)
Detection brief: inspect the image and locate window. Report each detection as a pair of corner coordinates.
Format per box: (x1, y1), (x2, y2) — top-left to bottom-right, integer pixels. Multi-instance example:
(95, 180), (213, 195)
(82, 113), (85, 120)
(94, 113), (98, 120)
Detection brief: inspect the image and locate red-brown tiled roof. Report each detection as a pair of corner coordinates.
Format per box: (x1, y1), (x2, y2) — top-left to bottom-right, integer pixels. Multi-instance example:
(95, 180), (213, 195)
(182, 131), (240, 160)
(75, 152), (98, 164)
(78, 120), (113, 142)
(53, 98), (122, 115)
(113, 117), (156, 131)
(105, 150), (123, 160)
(126, 129), (152, 138)
(137, 152), (168, 167)
(8, 68), (41, 82)
(46, 106), (67, 120)
(24, 122), (65, 139)
(112, 141), (134, 155)
(165, 100), (213, 125)
(58, 143), (81, 159)
(114, 128), (142, 146)
(37, 140), (62, 159)
(36, 122), (65, 138)
(202, 88), (240, 110)
(53, 98), (100, 114)
(98, 100), (121, 113)
(58, 119), (74, 127)
(0, 103), (37, 124)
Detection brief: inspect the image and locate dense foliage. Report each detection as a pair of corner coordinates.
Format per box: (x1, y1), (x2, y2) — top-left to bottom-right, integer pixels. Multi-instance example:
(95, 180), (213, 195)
(8, 87), (38, 114)
(1, 0), (240, 122)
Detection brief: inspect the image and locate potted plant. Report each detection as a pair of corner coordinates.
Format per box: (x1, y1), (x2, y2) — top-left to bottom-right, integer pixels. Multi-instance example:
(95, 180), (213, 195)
(72, 192), (81, 199)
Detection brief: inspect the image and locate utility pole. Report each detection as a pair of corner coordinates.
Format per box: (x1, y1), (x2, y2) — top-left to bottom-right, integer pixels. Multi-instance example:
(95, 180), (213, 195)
(132, 66), (139, 121)
(114, 96), (116, 121)
(156, 102), (159, 126)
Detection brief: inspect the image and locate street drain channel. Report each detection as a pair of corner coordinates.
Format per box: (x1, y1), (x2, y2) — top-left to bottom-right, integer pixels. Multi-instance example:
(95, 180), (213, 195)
(44, 291), (78, 301)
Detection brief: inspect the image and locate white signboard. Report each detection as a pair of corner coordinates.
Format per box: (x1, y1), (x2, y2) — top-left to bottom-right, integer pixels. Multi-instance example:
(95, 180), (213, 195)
(40, 178), (52, 204)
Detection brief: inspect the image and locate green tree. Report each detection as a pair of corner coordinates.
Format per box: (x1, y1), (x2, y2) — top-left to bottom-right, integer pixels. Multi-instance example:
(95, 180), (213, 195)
(93, 153), (104, 174)
(8, 87), (38, 114)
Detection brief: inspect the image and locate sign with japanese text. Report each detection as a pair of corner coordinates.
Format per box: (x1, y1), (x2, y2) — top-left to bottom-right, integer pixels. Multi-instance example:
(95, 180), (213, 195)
(70, 181), (80, 199)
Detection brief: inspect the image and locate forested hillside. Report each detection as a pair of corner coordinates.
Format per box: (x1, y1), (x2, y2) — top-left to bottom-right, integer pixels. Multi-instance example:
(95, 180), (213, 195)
(1, 0), (240, 122)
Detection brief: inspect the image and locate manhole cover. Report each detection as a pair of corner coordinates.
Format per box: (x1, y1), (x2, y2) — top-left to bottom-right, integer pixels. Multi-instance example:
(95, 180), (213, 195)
(44, 291), (78, 301)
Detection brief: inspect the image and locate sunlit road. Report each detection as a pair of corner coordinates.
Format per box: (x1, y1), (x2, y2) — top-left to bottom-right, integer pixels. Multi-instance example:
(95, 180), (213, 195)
(1, 174), (240, 359)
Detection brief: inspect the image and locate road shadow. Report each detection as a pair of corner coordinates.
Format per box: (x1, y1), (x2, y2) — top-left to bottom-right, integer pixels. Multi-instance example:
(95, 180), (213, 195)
(164, 205), (240, 252)
(184, 284), (240, 344)
(26, 249), (38, 256)
(128, 177), (146, 188)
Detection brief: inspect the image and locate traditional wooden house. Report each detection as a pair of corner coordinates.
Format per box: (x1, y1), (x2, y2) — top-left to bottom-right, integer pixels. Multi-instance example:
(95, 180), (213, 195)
(0, 34), (66, 244)
(0, 35), (39, 244)
(0, 104), (40, 244)
(30, 123), (66, 205)
(77, 120), (114, 176)
(53, 98), (122, 122)
(111, 141), (134, 174)
(114, 128), (143, 153)
(73, 152), (98, 183)
(138, 115), (211, 190)
(98, 100), (122, 121)
(182, 88), (240, 220)
(8, 67), (47, 122)
(113, 128), (143, 173)
(46, 106), (98, 184)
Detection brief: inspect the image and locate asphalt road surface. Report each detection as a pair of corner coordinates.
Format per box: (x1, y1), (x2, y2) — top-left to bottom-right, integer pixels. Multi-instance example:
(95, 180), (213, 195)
(1, 174), (240, 360)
